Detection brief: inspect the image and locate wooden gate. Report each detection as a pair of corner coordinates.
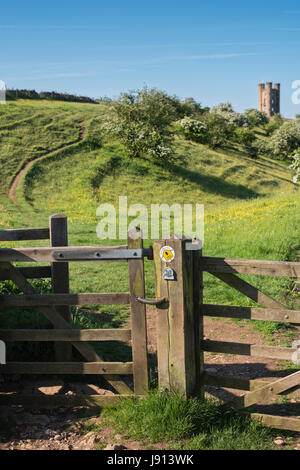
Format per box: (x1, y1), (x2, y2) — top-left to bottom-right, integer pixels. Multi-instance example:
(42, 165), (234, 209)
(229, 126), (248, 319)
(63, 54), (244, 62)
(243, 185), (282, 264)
(0, 215), (150, 408)
(153, 237), (300, 432)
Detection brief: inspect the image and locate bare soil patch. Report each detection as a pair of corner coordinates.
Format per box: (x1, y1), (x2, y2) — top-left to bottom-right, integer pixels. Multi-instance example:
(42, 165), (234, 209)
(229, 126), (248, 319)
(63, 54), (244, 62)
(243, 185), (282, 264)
(0, 306), (299, 450)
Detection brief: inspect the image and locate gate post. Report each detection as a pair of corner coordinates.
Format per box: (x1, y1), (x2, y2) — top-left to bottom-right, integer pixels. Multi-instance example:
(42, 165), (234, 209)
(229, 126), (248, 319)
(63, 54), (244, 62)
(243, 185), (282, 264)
(49, 214), (72, 362)
(153, 236), (204, 398)
(128, 227), (149, 395)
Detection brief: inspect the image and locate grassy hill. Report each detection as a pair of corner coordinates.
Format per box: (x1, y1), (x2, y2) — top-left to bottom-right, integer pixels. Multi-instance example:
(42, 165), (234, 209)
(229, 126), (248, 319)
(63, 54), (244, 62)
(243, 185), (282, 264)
(1, 98), (300, 333)
(1, 99), (300, 450)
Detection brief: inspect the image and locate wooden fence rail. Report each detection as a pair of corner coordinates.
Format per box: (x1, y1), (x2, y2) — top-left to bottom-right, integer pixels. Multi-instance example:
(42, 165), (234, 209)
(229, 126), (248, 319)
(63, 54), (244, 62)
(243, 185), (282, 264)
(0, 217), (149, 404)
(198, 254), (300, 432)
(0, 228), (50, 241)
(0, 362), (133, 375)
(202, 304), (300, 324)
(0, 266), (51, 281)
(0, 329), (132, 342)
(200, 257), (300, 277)
(0, 245), (135, 263)
(0, 292), (130, 308)
(202, 340), (297, 361)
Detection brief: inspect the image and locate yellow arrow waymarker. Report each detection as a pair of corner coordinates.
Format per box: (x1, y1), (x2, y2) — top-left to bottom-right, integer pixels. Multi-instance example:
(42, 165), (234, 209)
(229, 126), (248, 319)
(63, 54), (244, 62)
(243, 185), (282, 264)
(163, 250), (173, 261)
(160, 246), (175, 263)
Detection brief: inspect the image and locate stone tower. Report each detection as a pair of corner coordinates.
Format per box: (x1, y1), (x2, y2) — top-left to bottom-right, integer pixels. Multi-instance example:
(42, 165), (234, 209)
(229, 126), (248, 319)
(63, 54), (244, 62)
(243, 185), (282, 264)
(258, 82), (280, 117)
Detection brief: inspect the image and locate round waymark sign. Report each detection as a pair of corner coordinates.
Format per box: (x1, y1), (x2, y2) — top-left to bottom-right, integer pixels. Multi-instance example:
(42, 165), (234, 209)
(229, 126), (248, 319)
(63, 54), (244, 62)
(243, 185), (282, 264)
(160, 246), (175, 263)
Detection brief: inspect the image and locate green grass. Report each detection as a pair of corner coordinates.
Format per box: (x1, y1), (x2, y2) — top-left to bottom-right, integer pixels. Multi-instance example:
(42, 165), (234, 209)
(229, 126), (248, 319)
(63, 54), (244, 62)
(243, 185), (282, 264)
(1, 99), (299, 449)
(98, 390), (277, 450)
(1, 99), (300, 345)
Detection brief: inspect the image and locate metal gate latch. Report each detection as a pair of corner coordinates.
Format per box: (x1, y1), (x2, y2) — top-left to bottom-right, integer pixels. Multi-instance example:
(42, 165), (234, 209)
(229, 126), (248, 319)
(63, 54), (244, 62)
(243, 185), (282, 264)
(136, 297), (168, 307)
(163, 267), (175, 280)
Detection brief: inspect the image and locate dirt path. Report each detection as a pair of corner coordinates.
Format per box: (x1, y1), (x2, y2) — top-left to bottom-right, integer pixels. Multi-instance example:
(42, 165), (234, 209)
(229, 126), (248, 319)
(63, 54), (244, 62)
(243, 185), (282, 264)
(0, 307), (299, 450)
(8, 121), (87, 206)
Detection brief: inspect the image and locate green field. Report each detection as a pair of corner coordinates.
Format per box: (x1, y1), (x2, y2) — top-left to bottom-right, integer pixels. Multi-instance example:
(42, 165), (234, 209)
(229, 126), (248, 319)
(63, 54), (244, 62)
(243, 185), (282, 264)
(1, 99), (299, 307)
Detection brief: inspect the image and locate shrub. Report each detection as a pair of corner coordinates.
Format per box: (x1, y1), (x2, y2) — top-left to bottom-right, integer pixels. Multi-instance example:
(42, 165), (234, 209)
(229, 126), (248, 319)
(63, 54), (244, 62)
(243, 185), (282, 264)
(177, 117), (208, 143)
(289, 149), (300, 182)
(265, 114), (284, 136)
(202, 112), (235, 148)
(211, 103), (250, 128)
(244, 108), (269, 127)
(178, 98), (209, 118)
(246, 138), (269, 159)
(234, 128), (256, 146)
(268, 120), (300, 160)
(102, 87), (180, 165)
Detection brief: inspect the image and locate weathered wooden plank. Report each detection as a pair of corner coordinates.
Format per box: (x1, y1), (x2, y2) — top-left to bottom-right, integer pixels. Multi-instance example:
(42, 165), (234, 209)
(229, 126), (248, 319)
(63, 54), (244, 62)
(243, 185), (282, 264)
(204, 373), (268, 391)
(0, 328), (131, 342)
(212, 273), (286, 309)
(0, 393), (140, 408)
(0, 228), (50, 241)
(0, 292), (130, 308)
(50, 214), (71, 362)
(0, 361), (133, 375)
(0, 266), (51, 281)
(153, 239), (171, 391)
(193, 240), (204, 398)
(0, 245), (128, 262)
(153, 236), (198, 398)
(204, 373), (300, 398)
(201, 257), (300, 277)
(227, 370), (300, 409)
(128, 228), (149, 395)
(2, 262), (133, 395)
(202, 304), (300, 324)
(202, 340), (296, 360)
(248, 413), (300, 432)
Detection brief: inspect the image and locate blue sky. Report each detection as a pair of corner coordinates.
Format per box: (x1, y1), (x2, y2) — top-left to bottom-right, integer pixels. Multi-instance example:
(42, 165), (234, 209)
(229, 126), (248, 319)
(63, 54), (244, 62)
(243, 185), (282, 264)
(1, 0), (300, 117)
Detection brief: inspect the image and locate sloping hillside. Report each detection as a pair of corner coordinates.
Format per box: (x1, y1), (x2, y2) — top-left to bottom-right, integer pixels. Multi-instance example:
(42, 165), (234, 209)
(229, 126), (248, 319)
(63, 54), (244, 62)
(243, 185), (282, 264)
(1, 99), (300, 306)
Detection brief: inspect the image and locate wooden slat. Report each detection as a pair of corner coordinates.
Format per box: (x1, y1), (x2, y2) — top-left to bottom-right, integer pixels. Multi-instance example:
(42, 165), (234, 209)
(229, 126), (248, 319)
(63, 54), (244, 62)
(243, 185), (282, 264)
(0, 361), (133, 375)
(128, 228), (149, 395)
(193, 240), (205, 398)
(0, 245), (128, 262)
(204, 373), (300, 398)
(0, 266), (51, 281)
(202, 340), (296, 360)
(0, 228), (50, 241)
(2, 262), (133, 395)
(153, 239), (171, 392)
(0, 393), (139, 408)
(248, 413), (300, 432)
(0, 292), (130, 308)
(0, 328), (131, 342)
(50, 214), (71, 362)
(204, 373), (269, 391)
(201, 257), (300, 277)
(202, 304), (300, 324)
(226, 370), (300, 409)
(212, 272), (286, 309)
(153, 236), (198, 398)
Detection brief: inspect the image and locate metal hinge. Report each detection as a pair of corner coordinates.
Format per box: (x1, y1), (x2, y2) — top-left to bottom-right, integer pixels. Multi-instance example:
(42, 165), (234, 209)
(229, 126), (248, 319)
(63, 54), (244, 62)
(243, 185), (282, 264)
(52, 248), (152, 261)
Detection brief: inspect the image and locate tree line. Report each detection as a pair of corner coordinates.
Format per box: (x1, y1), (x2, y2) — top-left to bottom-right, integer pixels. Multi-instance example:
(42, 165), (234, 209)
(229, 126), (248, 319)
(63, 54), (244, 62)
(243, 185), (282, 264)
(6, 88), (98, 104)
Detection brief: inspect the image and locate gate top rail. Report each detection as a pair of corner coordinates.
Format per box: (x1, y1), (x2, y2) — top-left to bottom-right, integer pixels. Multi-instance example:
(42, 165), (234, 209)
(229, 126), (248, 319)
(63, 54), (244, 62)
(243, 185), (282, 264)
(0, 246), (152, 262)
(200, 256), (300, 277)
(0, 228), (50, 242)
